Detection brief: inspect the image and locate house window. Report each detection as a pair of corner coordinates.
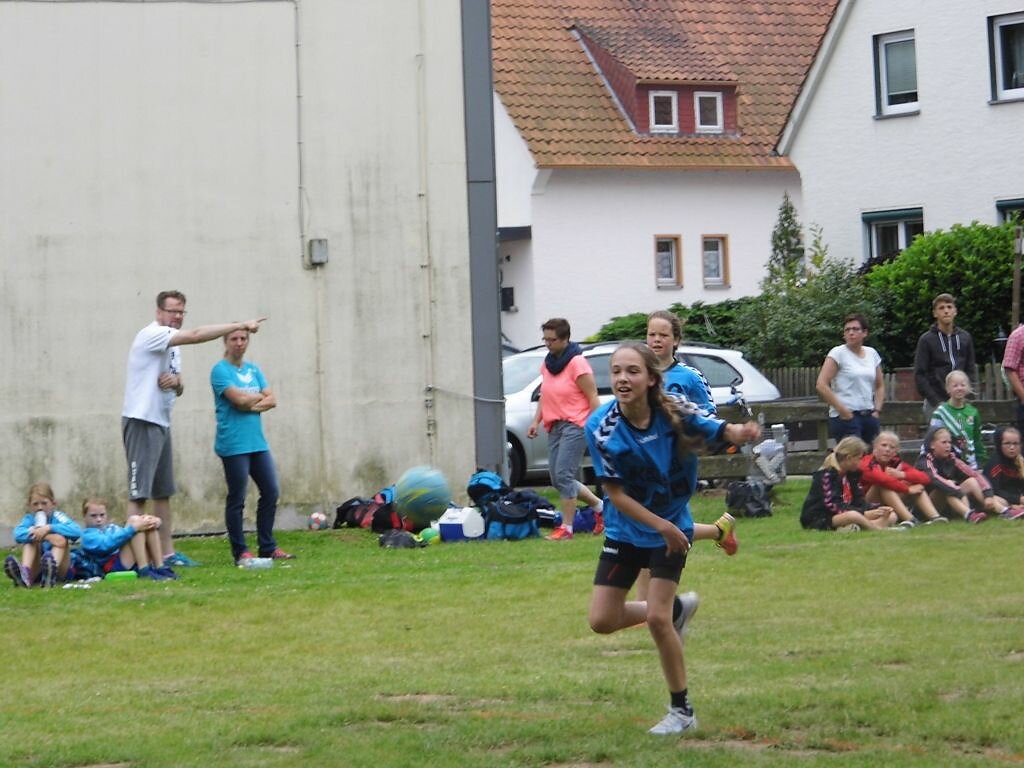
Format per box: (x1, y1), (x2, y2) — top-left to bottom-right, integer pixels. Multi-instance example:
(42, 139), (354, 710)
(655, 236), (682, 287)
(862, 208), (923, 261)
(997, 198), (1024, 223)
(991, 13), (1024, 100)
(875, 30), (918, 115)
(649, 91), (678, 133)
(701, 236), (729, 287)
(694, 92), (724, 133)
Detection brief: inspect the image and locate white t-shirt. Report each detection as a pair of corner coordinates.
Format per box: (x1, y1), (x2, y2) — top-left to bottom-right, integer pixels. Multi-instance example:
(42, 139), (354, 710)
(825, 344), (881, 417)
(122, 322), (180, 427)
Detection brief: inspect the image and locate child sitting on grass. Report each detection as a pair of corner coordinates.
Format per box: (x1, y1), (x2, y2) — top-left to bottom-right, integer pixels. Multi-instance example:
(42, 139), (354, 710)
(4, 482), (82, 588)
(801, 436), (898, 532)
(915, 426), (1001, 523)
(928, 370), (987, 469)
(860, 431), (946, 526)
(981, 426), (1024, 520)
(76, 497), (177, 581)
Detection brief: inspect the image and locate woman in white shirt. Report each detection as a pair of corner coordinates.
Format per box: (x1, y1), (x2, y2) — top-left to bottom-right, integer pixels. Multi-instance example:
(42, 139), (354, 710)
(815, 313), (885, 445)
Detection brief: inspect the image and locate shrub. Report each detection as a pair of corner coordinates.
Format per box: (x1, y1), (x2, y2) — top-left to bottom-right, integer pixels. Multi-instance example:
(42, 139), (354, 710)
(866, 222), (1017, 367)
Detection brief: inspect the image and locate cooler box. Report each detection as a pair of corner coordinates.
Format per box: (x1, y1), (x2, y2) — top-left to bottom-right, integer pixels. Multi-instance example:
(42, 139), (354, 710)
(438, 506), (485, 542)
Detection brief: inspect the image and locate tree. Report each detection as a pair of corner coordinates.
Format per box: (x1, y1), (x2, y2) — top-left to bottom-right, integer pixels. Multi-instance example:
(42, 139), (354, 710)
(765, 191), (805, 289)
(738, 254), (879, 368)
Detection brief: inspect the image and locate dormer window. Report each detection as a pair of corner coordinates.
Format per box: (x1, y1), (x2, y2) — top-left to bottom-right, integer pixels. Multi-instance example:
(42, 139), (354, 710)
(649, 91), (678, 133)
(694, 92), (724, 133)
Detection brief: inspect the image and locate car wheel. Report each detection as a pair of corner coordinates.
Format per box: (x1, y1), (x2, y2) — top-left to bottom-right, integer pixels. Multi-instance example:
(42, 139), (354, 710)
(507, 435), (525, 487)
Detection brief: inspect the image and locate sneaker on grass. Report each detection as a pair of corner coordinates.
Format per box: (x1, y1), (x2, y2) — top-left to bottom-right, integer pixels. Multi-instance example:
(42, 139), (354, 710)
(714, 512), (738, 555)
(897, 519), (918, 529)
(235, 551), (254, 567)
(164, 551), (200, 567)
(545, 525), (573, 541)
(966, 510), (988, 524)
(264, 548), (295, 560)
(137, 565), (170, 581)
(649, 707), (697, 735)
(672, 591), (699, 640)
(924, 516), (949, 525)
(4, 555), (30, 588)
(1000, 506), (1024, 521)
(40, 553), (58, 588)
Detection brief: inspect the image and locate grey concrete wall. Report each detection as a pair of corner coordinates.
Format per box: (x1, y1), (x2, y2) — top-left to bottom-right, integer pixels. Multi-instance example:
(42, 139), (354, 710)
(0, 0), (478, 534)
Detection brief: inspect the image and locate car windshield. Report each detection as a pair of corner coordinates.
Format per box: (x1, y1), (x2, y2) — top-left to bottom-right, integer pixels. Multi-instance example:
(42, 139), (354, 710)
(681, 353), (741, 388)
(502, 352), (545, 393)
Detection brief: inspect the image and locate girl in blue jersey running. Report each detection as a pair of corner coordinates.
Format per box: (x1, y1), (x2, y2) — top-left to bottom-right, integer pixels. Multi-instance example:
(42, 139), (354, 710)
(585, 342), (758, 736)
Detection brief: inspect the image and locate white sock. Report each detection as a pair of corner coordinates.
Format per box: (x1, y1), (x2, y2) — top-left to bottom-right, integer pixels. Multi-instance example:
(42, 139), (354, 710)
(593, 499), (604, 514)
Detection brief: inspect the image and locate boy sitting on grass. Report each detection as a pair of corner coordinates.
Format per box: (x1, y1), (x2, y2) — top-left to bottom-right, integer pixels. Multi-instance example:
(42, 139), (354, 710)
(75, 497), (177, 581)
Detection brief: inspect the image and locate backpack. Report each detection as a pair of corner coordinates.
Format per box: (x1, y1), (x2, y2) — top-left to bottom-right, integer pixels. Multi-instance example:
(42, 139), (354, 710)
(467, 470), (511, 505)
(336, 488), (405, 532)
(378, 530), (424, 549)
(484, 498), (540, 540)
(572, 506), (597, 533)
(725, 480), (773, 518)
(334, 496), (372, 529)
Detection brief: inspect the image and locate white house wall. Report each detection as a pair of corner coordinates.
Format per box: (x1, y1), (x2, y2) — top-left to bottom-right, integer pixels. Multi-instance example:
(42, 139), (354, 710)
(493, 95), (536, 228)
(498, 168), (801, 347)
(787, 0), (1024, 263)
(0, 1), (475, 532)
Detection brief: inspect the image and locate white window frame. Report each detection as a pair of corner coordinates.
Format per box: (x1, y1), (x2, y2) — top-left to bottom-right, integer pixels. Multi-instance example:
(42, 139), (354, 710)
(863, 209), (923, 261)
(701, 235), (728, 287)
(649, 91), (678, 133)
(992, 12), (1024, 100)
(655, 235), (682, 288)
(876, 30), (918, 116)
(694, 92), (724, 133)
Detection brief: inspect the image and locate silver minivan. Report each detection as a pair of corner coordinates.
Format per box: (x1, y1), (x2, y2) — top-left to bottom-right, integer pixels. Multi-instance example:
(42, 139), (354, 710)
(502, 342), (780, 485)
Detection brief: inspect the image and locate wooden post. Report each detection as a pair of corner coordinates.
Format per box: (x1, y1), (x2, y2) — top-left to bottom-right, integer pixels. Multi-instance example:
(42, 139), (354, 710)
(1014, 226), (1023, 329)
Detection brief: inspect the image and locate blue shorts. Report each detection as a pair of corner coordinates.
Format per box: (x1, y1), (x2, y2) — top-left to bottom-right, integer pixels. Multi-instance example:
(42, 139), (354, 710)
(102, 554), (129, 574)
(828, 412), (880, 446)
(547, 420), (587, 498)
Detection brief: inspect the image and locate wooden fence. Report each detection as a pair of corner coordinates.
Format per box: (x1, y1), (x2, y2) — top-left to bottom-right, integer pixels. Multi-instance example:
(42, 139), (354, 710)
(700, 399), (1017, 479)
(761, 362), (1013, 401)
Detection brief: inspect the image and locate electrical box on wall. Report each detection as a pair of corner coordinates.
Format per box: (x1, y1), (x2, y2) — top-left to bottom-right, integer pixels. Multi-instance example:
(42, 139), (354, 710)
(501, 286), (516, 312)
(308, 238), (328, 266)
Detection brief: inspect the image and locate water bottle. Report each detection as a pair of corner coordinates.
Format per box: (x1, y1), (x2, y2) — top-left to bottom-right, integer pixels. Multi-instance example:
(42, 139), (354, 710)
(240, 557), (273, 570)
(34, 511), (47, 528)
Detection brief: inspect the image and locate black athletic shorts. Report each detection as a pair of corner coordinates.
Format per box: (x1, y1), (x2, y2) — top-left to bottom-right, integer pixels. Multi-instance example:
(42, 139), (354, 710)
(593, 538), (686, 589)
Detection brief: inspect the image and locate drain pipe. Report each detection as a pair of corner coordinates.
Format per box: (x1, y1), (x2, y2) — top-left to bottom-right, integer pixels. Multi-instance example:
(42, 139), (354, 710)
(415, 0), (440, 461)
(292, 0), (331, 508)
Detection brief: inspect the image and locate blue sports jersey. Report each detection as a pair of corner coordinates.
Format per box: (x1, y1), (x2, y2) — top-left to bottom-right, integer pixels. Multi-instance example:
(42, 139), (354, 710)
(586, 395), (725, 548)
(80, 523), (137, 560)
(13, 510), (81, 546)
(663, 361), (717, 415)
(210, 359), (270, 457)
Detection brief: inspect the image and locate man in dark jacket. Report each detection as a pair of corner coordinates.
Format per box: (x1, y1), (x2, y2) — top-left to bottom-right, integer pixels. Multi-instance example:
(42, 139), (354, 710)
(914, 293), (977, 409)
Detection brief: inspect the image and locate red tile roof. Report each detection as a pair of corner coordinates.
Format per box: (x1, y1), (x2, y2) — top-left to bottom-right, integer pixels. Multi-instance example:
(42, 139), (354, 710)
(492, 0), (838, 169)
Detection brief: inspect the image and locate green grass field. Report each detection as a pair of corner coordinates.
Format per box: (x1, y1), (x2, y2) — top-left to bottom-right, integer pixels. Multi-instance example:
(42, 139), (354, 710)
(2, 479), (1022, 768)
